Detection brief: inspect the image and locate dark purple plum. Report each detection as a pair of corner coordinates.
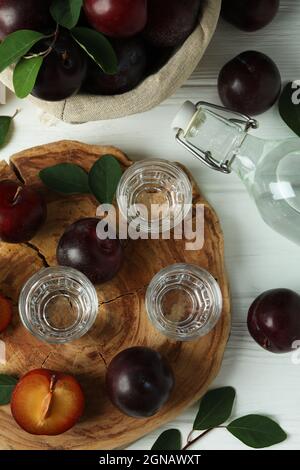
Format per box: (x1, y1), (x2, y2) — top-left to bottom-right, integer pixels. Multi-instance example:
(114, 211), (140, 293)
(106, 347), (174, 418)
(56, 218), (123, 284)
(144, 43), (175, 75)
(0, 0), (53, 40)
(248, 289), (300, 353)
(143, 0), (203, 48)
(83, 37), (147, 95)
(0, 180), (47, 243)
(221, 0), (280, 32)
(31, 30), (87, 102)
(218, 50), (281, 115)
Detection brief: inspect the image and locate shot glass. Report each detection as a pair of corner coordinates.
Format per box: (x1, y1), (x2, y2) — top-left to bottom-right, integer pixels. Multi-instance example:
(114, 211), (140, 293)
(19, 266), (98, 344)
(146, 263), (222, 341)
(116, 159), (192, 234)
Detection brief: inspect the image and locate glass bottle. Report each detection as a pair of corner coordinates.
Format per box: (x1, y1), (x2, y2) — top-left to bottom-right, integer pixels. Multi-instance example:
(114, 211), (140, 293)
(172, 101), (300, 246)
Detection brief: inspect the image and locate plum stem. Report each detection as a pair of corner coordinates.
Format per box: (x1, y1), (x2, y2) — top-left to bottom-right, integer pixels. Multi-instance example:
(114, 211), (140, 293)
(49, 374), (57, 392)
(12, 185), (23, 205)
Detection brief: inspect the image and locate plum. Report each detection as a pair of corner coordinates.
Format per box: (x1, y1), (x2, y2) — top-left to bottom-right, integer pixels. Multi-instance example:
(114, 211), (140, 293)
(83, 37), (147, 95)
(32, 30), (87, 102)
(0, 180), (47, 243)
(0, 0), (53, 40)
(106, 347), (174, 417)
(218, 50), (281, 115)
(83, 0), (147, 38)
(221, 0), (280, 32)
(0, 294), (13, 333)
(56, 218), (123, 284)
(143, 0), (203, 48)
(248, 289), (300, 353)
(11, 369), (84, 435)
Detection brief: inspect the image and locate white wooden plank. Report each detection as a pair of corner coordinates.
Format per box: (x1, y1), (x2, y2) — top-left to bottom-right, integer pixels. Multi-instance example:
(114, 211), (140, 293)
(189, 0), (300, 85)
(0, 82), (6, 104)
(0, 0), (299, 451)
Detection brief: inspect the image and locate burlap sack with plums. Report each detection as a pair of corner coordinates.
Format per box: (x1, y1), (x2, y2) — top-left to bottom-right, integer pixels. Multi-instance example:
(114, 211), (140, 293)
(0, 0), (221, 123)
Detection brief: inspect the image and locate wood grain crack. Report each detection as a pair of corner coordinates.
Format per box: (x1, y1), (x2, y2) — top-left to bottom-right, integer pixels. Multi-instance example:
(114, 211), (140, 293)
(99, 284), (148, 306)
(9, 159), (25, 184)
(96, 348), (107, 369)
(22, 241), (49, 268)
(40, 351), (53, 369)
(85, 333), (108, 369)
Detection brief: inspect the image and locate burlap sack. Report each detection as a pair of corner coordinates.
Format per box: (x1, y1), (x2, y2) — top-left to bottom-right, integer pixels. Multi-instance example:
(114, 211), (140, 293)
(0, 0), (221, 123)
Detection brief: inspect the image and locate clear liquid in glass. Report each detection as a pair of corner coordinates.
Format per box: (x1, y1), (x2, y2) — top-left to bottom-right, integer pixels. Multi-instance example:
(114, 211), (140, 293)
(182, 105), (300, 246)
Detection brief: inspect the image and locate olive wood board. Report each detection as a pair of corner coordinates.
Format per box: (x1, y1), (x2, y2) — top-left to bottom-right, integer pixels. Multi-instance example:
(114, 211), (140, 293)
(0, 140), (231, 450)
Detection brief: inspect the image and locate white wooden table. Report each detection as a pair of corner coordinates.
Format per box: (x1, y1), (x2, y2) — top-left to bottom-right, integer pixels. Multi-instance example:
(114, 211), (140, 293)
(1, 0), (300, 451)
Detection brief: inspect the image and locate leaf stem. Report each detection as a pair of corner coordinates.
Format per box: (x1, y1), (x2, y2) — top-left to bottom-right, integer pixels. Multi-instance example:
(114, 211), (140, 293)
(182, 428), (215, 450)
(186, 429), (194, 444)
(11, 109), (19, 119)
(24, 24), (59, 60)
(182, 426), (226, 450)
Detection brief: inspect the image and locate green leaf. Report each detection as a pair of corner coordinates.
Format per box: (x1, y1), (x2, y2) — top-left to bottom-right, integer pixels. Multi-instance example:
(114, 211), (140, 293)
(0, 115), (13, 148)
(152, 429), (182, 451)
(71, 27), (117, 75)
(39, 163), (90, 194)
(89, 155), (122, 204)
(50, 0), (83, 29)
(13, 56), (43, 99)
(0, 30), (45, 73)
(193, 387), (236, 430)
(227, 415), (287, 449)
(279, 81), (300, 136)
(0, 375), (18, 405)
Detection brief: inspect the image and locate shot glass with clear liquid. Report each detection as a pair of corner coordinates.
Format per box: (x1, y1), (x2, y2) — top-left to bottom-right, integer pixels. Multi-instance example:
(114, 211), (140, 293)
(116, 159), (193, 234)
(146, 263), (222, 341)
(19, 266), (98, 344)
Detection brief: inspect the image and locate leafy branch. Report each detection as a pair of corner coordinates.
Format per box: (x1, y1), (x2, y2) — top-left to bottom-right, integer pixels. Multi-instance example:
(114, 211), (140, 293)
(152, 387), (287, 450)
(0, 0), (117, 99)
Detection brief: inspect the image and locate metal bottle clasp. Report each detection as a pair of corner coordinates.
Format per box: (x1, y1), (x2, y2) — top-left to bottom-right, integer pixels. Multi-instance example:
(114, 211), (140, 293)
(175, 101), (259, 174)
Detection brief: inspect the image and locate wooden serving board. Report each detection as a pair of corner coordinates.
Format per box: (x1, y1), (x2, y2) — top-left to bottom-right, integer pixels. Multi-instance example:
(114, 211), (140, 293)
(0, 140), (230, 450)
